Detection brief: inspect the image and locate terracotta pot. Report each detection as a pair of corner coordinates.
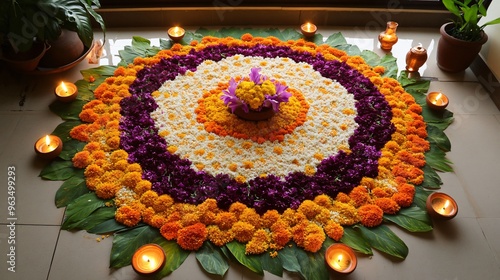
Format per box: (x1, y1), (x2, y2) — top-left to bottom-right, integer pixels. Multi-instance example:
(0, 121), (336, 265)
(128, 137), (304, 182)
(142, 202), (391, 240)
(233, 106), (275, 121)
(1, 41), (50, 72)
(39, 29), (85, 68)
(437, 23), (488, 72)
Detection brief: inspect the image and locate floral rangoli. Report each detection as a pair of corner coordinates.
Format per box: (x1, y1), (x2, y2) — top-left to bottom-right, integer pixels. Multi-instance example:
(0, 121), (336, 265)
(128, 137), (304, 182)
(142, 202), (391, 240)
(41, 29), (453, 280)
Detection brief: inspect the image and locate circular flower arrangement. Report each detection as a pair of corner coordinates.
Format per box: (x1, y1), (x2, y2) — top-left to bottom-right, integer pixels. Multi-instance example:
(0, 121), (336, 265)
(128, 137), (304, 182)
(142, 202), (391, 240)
(67, 33), (432, 267)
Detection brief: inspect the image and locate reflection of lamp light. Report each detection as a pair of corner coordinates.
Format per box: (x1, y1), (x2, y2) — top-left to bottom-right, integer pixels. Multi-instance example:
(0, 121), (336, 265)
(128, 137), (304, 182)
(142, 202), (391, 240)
(132, 244), (166, 274)
(426, 91), (449, 111)
(34, 135), (63, 160)
(301, 22), (317, 37)
(55, 81), (78, 102)
(406, 45), (428, 72)
(426, 192), (458, 220)
(168, 26), (186, 42)
(325, 244), (357, 274)
(378, 21), (399, 51)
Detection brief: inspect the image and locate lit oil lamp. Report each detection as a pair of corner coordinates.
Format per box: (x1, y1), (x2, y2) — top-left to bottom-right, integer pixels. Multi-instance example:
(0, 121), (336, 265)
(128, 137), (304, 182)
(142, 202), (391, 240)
(167, 26), (186, 43)
(34, 135), (63, 160)
(325, 243), (357, 274)
(426, 91), (449, 111)
(426, 192), (458, 220)
(301, 22), (317, 38)
(132, 244), (165, 274)
(55, 81), (78, 102)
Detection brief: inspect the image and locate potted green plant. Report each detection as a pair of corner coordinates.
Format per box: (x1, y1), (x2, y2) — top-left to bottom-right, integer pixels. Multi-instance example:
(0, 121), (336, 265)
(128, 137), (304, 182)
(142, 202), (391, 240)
(0, 0), (106, 71)
(437, 0), (500, 72)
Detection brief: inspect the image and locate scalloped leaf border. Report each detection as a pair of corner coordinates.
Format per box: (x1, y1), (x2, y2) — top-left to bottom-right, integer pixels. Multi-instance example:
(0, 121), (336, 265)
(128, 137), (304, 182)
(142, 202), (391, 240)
(40, 28), (454, 280)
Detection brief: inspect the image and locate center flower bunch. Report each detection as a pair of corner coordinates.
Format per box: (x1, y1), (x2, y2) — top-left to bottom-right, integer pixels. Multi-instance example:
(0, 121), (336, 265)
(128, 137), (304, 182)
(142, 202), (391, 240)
(221, 67), (292, 113)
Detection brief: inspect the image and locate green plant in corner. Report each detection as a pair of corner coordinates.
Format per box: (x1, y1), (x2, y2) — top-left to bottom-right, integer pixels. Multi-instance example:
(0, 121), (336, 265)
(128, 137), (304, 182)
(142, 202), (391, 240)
(0, 0), (105, 53)
(442, 0), (500, 41)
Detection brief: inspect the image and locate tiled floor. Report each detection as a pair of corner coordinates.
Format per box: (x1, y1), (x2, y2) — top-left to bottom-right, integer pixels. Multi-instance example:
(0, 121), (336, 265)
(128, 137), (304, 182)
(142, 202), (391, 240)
(1, 26), (500, 280)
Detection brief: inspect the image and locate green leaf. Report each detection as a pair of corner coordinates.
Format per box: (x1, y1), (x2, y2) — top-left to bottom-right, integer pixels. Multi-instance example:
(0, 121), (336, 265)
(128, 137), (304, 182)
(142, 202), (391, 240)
(360, 50), (381, 67)
(178, 31), (204, 46)
(110, 225), (161, 268)
(74, 79), (95, 101)
(39, 160), (79, 181)
(51, 120), (83, 142)
(379, 54), (398, 78)
(427, 125), (451, 152)
(295, 240), (331, 280)
(309, 33), (325, 46)
(56, 0), (95, 48)
(384, 206), (433, 232)
(421, 164), (443, 189)
(277, 243), (302, 274)
(59, 139), (86, 161)
(195, 242), (229, 276)
(356, 225), (409, 259)
(279, 28), (303, 41)
(413, 187), (432, 210)
(88, 219), (128, 234)
(336, 44), (361, 56)
(159, 38), (174, 50)
(421, 108), (454, 131)
(71, 206), (117, 231)
(218, 27), (254, 39)
(131, 36), (154, 52)
(226, 241), (263, 275)
(195, 27), (222, 38)
(55, 176), (89, 207)
(62, 192), (106, 230)
(426, 143), (454, 172)
(324, 32), (347, 46)
(340, 227), (373, 255)
(260, 250), (283, 277)
(49, 100), (87, 121)
(80, 65), (116, 81)
(263, 28), (286, 41)
(153, 237), (190, 278)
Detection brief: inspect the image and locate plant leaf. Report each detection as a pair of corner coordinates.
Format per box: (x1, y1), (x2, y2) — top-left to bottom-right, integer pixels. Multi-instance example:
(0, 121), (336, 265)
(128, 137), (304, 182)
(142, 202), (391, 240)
(59, 139), (86, 161)
(324, 32), (347, 46)
(336, 44), (361, 56)
(360, 50), (381, 67)
(426, 143), (454, 172)
(62, 192), (106, 230)
(195, 241), (229, 276)
(260, 250), (283, 277)
(426, 125), (452, 152)
(153, 237), (190, 278)
(279, 28), (303, 41)
(195, 27), (222, 38)
(277, 243), (302, 274)
(379, 54), (398, 78)
(295, 239), (331, 280)
(51, 120), (83, 142)
(71, 206), (117, 231)
(340, 227), (373, 255)
(55, 175), (89, 207)
(355, 224), (409, 259)
(88, 219), (128, 234)
(74, 79), (95, 101)
(226, 241), (263, 275)
(110, 225), (161, 268)
(384, 206), (433, 232)
(421, 164), (443, 189)
(39, 159), (79, 181)
(413, 187), (433, 210)
(49, 100), (87, 121)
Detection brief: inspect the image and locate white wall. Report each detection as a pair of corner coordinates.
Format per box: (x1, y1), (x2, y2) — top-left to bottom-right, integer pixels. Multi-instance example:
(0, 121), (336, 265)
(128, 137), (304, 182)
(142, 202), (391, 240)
(480, 0), (500, 79)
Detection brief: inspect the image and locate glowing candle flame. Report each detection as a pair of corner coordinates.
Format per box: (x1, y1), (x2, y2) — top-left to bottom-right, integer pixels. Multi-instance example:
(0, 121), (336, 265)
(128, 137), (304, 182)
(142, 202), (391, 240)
(45, 135), (51, 147)
(443, 199), (450, 211)
(61, 82), (68, 93)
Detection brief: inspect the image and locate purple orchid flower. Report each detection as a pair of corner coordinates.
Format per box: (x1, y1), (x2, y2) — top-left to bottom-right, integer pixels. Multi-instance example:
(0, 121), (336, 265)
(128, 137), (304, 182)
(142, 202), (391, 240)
(249, 67), (264, 84)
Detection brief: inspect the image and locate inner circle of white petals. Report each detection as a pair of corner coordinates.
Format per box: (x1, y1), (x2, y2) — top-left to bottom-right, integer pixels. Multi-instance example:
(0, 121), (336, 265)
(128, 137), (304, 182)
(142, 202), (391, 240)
(151, 55), (358, 180)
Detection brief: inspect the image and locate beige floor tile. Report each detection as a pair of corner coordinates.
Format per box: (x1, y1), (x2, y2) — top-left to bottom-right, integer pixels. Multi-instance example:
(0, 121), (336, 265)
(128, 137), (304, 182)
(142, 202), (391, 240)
(0, 225), (59, 280)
